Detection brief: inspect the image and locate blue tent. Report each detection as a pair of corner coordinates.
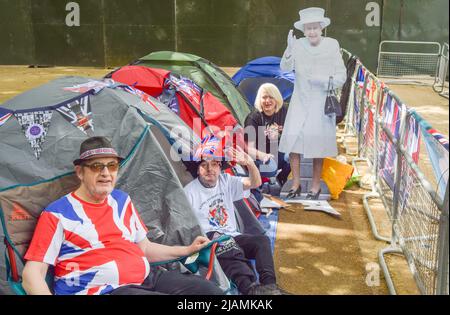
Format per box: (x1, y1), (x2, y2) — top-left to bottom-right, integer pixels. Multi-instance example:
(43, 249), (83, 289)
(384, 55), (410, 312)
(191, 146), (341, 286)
(232, 56), (295, 106)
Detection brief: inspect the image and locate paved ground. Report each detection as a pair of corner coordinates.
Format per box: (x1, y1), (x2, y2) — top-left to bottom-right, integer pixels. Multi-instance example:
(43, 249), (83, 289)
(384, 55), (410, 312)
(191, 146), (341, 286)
(0, 66), (109, 103)
(0, 65), (447, 295)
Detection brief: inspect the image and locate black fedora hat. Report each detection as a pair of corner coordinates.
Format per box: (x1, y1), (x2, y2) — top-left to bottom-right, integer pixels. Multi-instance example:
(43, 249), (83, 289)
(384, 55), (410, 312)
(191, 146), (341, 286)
(73, 136), (124, 165)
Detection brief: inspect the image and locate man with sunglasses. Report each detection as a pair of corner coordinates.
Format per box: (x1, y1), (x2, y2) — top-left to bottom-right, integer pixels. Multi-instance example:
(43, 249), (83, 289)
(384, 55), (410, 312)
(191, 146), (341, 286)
(22, 136), (223, 295)
(183, 137), (287, 295)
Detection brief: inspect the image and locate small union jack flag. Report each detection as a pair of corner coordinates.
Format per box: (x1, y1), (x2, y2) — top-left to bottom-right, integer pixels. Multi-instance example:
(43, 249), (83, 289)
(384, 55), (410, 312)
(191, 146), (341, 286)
(194, 134), (223, 161)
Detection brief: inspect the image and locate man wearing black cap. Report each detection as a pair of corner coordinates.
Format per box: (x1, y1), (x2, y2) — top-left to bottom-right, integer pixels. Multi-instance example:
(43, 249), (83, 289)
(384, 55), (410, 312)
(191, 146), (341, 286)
(184, 139), (287, 295)
(22, 136), (223, 295)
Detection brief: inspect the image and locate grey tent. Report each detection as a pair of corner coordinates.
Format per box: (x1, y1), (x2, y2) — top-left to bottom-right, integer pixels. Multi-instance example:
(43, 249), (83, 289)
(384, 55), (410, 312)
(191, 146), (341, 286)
(0, 76), (229, 294)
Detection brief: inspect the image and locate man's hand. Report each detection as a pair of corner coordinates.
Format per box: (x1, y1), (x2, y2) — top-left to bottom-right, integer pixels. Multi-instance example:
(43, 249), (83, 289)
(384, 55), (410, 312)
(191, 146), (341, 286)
(228, 146), (254, 167)
(187, 236), (211, 255)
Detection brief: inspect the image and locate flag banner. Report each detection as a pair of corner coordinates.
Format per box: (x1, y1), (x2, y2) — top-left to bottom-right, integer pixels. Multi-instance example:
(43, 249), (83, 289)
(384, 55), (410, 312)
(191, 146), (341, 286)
(56, 94), (93, 135)
(366, 107), (375, 149)
(63, 79), (115, 94)
(378, 95), (403, 190)
(378, 138), (396, 190)
(158, 82), (180, 114)
(398, 115), (422, 210)
(353, 87), (360, 132)
(118, 85), (159, 111)
(14, 110), (53, 159)
(405, 114), (421, 164)
(411, 111), (449, 200)
(427, 128), (449, 151)
(169, 74), (203, 110)
(0, 107), (13, 126)
(423, 130), (449, 201)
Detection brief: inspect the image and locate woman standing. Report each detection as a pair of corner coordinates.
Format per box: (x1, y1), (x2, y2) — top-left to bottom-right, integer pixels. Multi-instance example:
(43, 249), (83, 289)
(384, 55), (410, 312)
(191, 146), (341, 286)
(244, 83), (291, 189)
(279, 7), (346, 199)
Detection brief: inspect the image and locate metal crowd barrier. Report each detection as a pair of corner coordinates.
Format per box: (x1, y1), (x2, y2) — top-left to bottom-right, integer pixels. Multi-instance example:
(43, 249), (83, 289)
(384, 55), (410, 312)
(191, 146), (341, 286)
(433, 43), (449, 98)
(377, 41), (442, 80)
(342, 49), (449, 295)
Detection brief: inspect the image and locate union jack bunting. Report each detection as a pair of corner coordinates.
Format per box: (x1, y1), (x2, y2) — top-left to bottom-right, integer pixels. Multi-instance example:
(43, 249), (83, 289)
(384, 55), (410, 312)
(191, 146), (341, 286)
(63, 79), (115, 94)
(56, 94), (94, 135)
(0, 107), (13, 126)
(378, 94), (402, 190)
(119, 86), (159, 111)
(169, 75), (203, 109)
(14, 110), (53, 159)
(158, 83), (179, 113)
(428, 128), (449, 151)
(405, 115), (421, 164)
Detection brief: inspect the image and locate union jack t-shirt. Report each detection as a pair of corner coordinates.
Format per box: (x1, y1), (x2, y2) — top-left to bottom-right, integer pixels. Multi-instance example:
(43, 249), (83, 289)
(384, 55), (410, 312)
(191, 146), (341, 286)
(25, 189), (150, 295)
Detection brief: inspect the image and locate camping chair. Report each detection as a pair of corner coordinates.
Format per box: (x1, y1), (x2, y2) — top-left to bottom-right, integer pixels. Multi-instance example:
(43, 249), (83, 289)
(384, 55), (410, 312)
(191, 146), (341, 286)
(0, 172), (230, 295)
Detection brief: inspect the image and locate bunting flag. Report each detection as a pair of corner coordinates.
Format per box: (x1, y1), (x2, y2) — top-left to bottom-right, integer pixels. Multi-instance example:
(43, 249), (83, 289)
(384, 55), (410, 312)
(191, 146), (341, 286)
(369, 80), (377, 106)
(118, 85), (159, 111)
(56, 94), (93, 135)
(422, 129), (449, 200)
(378, 94), (402, 190)
(158, 83), (180, 114)
(63, 79), (115, 94)
(14, 110), (53, 159)
(427, 128), (449, 151)
(356, 66), (365, 82)
(169, 74), (203, 109)
(399, 115), (422, 211)
(353, 86), (360, 132)
(0, 107), (13, 126)
(410, 110), (449, 200)
(366, 107), (375, 148)
(405, 115), (421, 164)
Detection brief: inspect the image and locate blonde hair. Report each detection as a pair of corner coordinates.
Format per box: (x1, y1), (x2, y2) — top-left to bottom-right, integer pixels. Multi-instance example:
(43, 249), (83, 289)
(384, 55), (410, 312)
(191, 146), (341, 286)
(254, 83), (283, 113)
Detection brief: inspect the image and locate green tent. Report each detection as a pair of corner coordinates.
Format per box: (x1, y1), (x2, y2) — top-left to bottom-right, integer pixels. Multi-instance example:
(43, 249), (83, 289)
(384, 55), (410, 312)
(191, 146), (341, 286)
(136, 51), (251, 126)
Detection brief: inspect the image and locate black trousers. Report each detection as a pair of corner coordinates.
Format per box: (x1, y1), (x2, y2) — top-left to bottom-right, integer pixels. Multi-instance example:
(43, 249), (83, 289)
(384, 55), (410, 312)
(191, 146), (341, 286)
(109, 267), (223, 295)
(209, 233), (277, 294)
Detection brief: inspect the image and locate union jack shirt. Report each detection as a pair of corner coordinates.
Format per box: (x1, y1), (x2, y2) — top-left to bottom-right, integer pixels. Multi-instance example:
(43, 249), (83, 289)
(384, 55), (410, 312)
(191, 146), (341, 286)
(24, 189), (150, 295)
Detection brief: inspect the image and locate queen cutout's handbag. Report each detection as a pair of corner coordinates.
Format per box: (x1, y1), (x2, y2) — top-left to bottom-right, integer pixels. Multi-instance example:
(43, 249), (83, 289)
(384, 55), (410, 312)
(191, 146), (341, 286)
(324, 76), (343, 119)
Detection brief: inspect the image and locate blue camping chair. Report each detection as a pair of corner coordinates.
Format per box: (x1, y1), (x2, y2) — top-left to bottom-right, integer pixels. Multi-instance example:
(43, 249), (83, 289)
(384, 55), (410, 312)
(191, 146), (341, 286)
(2, 232), (229, 295)
(0, 162), (230, 295)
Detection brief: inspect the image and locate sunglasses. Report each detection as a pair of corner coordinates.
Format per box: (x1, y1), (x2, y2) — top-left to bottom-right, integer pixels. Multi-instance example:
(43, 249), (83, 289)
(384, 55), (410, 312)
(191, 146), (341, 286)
(82, 161), (120, 173)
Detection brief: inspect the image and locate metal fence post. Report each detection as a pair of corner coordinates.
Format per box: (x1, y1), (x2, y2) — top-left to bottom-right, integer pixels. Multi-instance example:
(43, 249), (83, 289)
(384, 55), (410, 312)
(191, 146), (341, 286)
(433, 43), (449, 98)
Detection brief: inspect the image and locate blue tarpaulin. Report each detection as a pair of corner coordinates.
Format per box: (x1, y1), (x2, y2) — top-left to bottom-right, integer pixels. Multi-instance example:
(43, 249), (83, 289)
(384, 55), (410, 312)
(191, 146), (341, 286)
(232, 56), (295, 106)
